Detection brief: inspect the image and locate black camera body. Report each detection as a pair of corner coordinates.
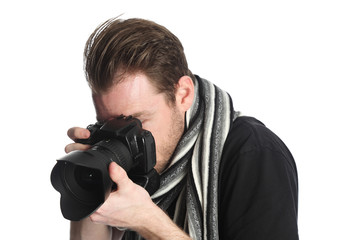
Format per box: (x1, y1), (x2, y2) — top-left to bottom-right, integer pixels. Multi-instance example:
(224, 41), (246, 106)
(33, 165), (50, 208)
(51, 115), (160, 221)
(77, 115), (156, 175)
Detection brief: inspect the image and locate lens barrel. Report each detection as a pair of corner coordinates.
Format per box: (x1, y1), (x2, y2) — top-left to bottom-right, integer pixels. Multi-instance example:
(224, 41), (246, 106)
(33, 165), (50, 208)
(51, 138), (132, 221)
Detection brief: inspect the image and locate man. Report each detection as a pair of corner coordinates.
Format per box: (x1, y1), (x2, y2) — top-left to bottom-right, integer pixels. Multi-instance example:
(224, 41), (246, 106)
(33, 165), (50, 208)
(65, 17), (299, 240)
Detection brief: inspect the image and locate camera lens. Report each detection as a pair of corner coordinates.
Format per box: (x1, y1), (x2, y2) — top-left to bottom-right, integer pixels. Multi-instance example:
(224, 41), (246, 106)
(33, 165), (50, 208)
(63, 162), (104, 205)
(74, 165), (101, 191)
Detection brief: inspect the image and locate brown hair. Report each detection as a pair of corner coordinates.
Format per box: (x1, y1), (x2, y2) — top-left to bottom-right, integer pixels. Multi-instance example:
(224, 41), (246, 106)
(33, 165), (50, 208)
(84, 17), (194, 103)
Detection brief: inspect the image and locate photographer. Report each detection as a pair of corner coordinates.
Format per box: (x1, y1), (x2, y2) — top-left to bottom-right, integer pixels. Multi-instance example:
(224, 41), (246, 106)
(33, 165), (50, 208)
(65, 17), (299, 240)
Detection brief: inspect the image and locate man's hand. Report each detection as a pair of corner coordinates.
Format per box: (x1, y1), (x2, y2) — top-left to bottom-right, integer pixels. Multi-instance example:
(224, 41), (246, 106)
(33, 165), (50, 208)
(90, 162), (191, 240)
(65, 127), (91, 153)
(89, 162), (152, 228)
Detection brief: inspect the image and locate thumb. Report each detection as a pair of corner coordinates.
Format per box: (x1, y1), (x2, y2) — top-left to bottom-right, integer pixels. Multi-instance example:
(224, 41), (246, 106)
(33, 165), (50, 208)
(108, 162), (130, 187)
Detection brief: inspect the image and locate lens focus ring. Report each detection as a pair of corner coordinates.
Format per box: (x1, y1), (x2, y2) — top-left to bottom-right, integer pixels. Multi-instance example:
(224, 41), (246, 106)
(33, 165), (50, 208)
(93, 139), (133, 172)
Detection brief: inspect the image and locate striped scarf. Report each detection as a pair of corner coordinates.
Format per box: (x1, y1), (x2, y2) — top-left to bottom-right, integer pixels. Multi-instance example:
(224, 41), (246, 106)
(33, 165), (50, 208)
(124, 76), (239, 240)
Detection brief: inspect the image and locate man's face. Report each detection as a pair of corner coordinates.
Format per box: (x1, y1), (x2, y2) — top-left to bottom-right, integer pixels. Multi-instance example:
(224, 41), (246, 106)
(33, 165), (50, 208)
(92, 73), (185, 172)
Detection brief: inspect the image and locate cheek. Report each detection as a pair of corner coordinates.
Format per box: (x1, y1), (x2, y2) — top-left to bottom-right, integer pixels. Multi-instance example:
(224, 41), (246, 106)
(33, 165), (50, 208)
(142, 109), (173, 138)
(143, 120), (168, 146)
(142, 115), (174, 153)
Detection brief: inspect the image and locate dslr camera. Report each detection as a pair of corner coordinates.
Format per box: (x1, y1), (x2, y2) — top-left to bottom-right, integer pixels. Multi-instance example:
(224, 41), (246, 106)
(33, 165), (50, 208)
(51, 115), (160, 221)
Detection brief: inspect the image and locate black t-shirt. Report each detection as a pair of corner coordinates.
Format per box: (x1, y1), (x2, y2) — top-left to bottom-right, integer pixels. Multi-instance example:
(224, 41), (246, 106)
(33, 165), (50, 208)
(164, 116), (299, 239)
(218, 116), (299, 239)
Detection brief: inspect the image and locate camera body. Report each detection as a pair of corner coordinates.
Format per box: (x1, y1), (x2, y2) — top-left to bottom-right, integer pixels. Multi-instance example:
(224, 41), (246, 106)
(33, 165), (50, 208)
(77, 115), (156, 175)
(51, 115), (159, 221)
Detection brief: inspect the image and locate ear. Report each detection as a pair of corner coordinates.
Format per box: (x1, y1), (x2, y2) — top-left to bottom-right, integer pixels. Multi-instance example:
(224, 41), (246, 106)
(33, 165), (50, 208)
(175, 76), (194, 112)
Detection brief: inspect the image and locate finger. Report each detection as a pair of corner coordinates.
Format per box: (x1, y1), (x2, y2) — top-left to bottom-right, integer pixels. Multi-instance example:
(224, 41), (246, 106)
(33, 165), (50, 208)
(67, 127), (90, 141)
(108, 162), (130, 186)
(64, 142), (91, 153)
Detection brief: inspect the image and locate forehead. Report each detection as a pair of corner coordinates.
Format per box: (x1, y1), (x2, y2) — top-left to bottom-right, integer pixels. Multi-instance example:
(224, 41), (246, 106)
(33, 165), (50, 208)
(92, 73), (162, 122)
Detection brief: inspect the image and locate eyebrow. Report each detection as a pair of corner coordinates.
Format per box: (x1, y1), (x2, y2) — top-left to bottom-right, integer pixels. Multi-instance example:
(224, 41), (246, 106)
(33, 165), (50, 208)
(130, 110), (153, 119)
(96, 110), (153, 123)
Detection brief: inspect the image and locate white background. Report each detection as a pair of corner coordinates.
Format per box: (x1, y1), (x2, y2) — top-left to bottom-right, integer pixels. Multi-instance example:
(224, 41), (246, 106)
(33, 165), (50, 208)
(1, 0), (359, 239)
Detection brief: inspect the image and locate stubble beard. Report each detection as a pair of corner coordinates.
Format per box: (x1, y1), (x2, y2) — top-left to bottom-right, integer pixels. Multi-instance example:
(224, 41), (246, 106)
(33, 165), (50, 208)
(155, 107), (185, 173)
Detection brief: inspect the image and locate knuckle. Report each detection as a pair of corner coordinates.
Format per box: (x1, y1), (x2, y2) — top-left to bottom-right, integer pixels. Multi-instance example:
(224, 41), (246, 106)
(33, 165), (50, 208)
(89, 215), (96, 222)
(64, 143), (90, 153)
(64, 144), (74, 153)
(67, 127), (76, 139)
(67, 127), (90, 144)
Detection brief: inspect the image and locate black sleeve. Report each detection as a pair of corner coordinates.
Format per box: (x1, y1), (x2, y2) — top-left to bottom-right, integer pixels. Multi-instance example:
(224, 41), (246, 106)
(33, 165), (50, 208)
(218, 117), (299, 240)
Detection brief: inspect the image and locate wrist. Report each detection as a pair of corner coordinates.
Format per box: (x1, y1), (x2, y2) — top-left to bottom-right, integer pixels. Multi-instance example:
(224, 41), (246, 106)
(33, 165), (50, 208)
(132, 202), (190, 240)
